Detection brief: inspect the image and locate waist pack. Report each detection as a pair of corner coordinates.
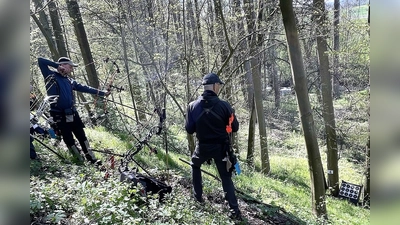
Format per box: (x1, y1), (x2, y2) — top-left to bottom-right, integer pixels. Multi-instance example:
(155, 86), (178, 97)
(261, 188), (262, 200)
(120, 169), (172, 202)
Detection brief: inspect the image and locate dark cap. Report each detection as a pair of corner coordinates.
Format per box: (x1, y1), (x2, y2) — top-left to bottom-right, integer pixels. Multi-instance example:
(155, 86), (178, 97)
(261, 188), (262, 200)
(56, 57), (78, 67)
(202, 73), (224, 85)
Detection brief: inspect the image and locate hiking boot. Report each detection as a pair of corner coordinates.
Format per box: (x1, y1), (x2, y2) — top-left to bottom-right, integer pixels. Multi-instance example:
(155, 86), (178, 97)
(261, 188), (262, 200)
(193, 194), (205, 204)
(228, 209), (242, 221)
(68, 145), (84, 162)
(195, 197), (204, 203)
(82, 141), (100, 164)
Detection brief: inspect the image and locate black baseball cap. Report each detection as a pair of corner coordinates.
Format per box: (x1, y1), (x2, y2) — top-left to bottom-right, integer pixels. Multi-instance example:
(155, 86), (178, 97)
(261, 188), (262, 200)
(56, 57), (78, 67)
(202, 73), (224, 85)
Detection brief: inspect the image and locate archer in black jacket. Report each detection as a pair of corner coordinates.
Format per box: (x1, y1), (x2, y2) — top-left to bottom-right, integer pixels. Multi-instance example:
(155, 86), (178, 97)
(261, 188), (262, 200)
(185, 73), (241, 220)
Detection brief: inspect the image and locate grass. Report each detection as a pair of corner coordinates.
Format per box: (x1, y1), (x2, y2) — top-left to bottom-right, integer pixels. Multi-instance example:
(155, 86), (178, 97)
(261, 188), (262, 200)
(30, 91), (370, 224)
(31, 134), (370, 224)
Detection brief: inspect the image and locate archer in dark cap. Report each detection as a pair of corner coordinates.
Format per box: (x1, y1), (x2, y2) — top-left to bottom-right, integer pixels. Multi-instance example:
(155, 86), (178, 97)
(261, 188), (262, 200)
(185, 72), (241, 220)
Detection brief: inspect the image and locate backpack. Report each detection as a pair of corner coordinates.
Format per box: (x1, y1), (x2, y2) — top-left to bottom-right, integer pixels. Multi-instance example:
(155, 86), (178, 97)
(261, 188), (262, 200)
(195, 102), (239, 174)
(120, 168), (172, 202)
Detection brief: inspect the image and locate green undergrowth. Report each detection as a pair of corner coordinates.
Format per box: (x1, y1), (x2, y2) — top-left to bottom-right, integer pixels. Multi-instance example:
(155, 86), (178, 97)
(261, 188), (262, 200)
(31, 126), (369, 225)
(30, 92), (369, 224)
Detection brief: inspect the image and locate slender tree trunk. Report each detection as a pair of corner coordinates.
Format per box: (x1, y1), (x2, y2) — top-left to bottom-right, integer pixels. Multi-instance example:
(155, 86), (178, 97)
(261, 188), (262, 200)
(213, 0), (229, 64)
(182, 0), (196, 155)
(363, 1), (370, 207)
(125, 0), (151, 122)
(245, 59), (255, 166)
(251, 56), (270, 174)
(268, 18), (280, 108)
(31, 0), (58, 60)
(363, 134), (370, 206)
(280, 0), (327, 218)
(48, 1), (67, 57)
(313, 0), (339, 197)
(120, 27), (140, 123)
(194, 0), (207, 74)
(244, 0), (270, 174)
(232, 0), (250, 107)
(143, 0), (164, 116)
(66, 0), (99, 89)
(213, 0), (234, 103)
(333, 0), (341, 98)
(257, 0), (267, 100)
(186, 62), (195, 155)
(187, 0), (197, 48)
(247, 95), (256, 165)
(272, 58), (280, 109)
(30, 13), (58, 61)
(171, 0), (183, 44)
(187, 0), (203, 73)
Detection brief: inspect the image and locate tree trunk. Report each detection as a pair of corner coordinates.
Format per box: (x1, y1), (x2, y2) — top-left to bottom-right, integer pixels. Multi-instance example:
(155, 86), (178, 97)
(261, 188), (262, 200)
(66, 0), (100, 89)
(363, 134), (370, 206)
(247, 95), (256, 166)
(251, 56), (270, 174)
(48, 0), (68, 57)
(194, 0), (207, 74)
(332, 0), (341, 98)
(31, 0), (58, 60)
(280, 0), (327, 218)
(186, 66), (195, 154)
(245, 60), (255, 167)
(268, 18), (280, 109)
(171, 0), (183, 44)
(232, 0), (250, 107)
(213, 0), (234, 103)
(120, 29), (140, 124)
(313, 0), (339, 197)
(363, 1), (370, 207)
(125, 0), (151, 122)
(244, 0), (270, 174)
(186, 0), (196, 53)
(182, 0), (196, 155)
(188, 0), (204, 72)
(213, 0), (229, 64)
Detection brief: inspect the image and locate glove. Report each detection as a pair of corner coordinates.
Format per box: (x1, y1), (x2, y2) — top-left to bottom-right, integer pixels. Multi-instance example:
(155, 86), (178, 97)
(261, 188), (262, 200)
(224, 150), (237, 173)
(228, 153), (237, 173)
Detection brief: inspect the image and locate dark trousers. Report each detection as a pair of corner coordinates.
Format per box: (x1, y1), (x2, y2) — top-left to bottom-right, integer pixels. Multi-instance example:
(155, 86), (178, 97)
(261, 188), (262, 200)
(30, 135), (37, 159)
(191, 143), (239, 212)
(51, 111), (89, 153)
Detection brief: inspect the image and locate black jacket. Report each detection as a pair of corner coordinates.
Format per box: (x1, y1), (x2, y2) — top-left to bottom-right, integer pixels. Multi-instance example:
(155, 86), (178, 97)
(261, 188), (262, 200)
(185, 90), (239, 143)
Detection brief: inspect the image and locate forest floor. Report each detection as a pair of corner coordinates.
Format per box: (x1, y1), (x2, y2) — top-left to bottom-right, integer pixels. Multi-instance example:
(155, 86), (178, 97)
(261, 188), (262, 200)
(30, 90), (370, 224)
(169, 173), (302, 225)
